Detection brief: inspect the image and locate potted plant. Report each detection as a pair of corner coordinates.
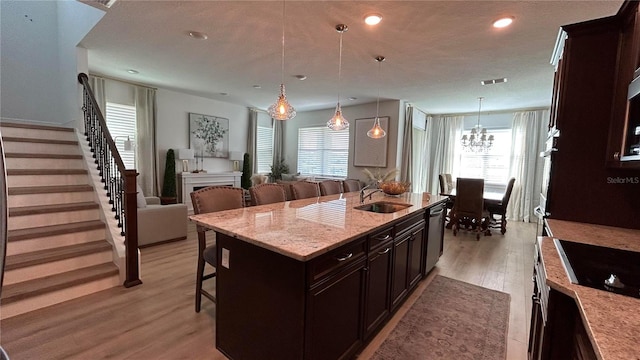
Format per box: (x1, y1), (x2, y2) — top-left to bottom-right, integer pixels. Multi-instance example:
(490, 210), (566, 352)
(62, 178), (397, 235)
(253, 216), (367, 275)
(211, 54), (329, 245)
(269, 158), (290, 182)
(161, 149), (178, 204)
(241, 153), (252, 189)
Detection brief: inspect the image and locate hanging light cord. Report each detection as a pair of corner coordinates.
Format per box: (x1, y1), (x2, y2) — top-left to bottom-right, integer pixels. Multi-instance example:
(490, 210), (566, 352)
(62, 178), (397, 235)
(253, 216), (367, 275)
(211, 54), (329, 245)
(375, 59), (381, 118)
(337, 30), (343, 104)
(280, 1), (285, 86)
(477, 97), (483, 127)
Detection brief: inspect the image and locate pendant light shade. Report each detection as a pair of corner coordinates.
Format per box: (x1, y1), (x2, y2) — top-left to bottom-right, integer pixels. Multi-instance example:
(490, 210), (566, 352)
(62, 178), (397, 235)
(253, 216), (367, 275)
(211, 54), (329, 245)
(367, 55), (386, 139)
(268, 0), (296, 121)
(327, 24), (349, 131)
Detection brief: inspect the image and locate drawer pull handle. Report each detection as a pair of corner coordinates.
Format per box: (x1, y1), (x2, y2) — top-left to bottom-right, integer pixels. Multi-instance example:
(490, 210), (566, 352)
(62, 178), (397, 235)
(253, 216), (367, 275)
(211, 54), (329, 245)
(378, 247), (391, 255)
(375, 234), (391, 241)
(336, 253), (353, 262)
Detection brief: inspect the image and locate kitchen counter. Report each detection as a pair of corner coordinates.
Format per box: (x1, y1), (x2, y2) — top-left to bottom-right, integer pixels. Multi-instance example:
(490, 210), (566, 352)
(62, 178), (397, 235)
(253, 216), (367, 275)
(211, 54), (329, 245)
(541, 219), (640, 360)
(189, 191), (447, 261)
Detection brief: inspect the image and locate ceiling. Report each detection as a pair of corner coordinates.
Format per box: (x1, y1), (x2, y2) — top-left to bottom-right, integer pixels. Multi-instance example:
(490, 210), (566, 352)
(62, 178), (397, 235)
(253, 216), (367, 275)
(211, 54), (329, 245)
(80, 0), (623, 115)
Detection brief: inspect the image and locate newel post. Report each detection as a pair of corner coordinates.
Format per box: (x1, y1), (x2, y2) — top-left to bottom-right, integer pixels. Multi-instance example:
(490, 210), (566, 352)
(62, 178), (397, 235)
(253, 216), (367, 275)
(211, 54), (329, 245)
(123, 170), (142, 287)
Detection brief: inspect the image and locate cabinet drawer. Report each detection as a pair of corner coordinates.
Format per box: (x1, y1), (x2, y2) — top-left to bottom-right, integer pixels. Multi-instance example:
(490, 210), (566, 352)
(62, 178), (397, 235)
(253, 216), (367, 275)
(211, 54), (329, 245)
(368, 226), (394, 251)
(394, 211), (425, 237)
(307, 237), (366, 287)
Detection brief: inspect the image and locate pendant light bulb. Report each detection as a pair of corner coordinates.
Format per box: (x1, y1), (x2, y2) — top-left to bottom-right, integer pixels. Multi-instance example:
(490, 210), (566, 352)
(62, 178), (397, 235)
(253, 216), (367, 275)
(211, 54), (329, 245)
(368, 55), (386, 139)
(268, 0), (296, 121)
(327, 24), (349, 131)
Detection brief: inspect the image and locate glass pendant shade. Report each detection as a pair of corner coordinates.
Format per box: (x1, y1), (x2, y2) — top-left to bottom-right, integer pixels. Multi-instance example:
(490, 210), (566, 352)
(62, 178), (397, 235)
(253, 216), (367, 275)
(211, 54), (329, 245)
(327, 103), (349, 130)
(268, 84), (296, 120)
(367, 117), (386, 138)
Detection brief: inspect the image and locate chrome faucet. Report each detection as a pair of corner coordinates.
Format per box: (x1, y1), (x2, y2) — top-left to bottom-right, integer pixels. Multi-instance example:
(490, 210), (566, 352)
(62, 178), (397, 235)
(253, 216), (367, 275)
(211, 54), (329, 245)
(360, 184), (383, 204)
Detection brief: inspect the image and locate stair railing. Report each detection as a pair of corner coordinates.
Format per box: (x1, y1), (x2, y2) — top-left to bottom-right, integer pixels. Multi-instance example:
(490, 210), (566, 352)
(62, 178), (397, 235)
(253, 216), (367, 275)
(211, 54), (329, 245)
(77, 73), (141, 287)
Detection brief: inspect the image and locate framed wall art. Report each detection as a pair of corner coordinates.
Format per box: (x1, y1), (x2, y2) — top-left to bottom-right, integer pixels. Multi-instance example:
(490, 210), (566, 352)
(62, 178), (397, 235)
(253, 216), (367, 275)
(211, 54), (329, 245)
(189, 113), (230, 158)
(353, 117), (389, 167)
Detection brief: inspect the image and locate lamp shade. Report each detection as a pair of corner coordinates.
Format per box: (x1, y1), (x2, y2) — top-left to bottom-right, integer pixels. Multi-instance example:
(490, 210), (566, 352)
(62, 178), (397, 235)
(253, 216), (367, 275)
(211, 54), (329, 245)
(178, 148), (195, 160)
(229, 151), (244, 161)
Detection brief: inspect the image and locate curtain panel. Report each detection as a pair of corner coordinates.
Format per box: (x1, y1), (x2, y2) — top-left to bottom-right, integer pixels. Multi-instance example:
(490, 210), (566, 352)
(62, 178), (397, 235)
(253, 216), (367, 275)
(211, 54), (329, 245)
(400, 105), (413, 183)
(247, 109), (258, 174)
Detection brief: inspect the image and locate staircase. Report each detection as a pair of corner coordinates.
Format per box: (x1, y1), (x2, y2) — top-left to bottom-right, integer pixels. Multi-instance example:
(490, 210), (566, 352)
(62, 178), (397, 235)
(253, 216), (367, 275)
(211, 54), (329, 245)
(1, 122), (120, 319)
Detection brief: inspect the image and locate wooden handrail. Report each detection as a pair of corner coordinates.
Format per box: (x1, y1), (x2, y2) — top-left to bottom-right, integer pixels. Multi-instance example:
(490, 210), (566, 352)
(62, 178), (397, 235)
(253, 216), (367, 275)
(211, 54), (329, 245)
(78, 72), (141, 287)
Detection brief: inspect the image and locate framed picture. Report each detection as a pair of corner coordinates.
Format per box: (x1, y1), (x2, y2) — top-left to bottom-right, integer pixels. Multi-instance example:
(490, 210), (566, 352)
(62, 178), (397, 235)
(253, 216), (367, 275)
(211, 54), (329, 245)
(189, 113), (230, 158)
(354, 117), (389, 167)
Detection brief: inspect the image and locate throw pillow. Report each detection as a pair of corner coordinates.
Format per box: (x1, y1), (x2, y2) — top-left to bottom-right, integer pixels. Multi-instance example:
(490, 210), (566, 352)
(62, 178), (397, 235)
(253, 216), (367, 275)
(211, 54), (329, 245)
(136, 184), (147, 208)
(281, 173), (295, 181)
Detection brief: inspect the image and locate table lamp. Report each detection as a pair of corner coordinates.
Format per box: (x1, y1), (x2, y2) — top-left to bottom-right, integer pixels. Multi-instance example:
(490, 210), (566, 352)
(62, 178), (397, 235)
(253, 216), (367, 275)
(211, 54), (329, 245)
(178, 148), (195, 173)
(229, 151), (244, 172)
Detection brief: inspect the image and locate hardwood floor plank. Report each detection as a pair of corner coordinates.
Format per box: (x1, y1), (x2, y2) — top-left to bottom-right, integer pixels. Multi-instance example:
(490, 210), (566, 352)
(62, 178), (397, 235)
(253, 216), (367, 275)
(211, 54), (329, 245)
(1, 221), (536, 360)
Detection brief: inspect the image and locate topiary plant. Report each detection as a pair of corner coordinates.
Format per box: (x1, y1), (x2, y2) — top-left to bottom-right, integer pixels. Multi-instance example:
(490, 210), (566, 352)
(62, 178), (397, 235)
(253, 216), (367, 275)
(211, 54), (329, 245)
(269, 158), (290, 181)
(241, 152), (252, 189)
(161, 149), (177, 203)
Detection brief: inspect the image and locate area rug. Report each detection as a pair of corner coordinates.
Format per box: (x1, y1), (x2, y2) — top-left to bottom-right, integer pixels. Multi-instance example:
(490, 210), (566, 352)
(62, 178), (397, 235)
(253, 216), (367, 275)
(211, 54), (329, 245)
(371, 275), (510, 360)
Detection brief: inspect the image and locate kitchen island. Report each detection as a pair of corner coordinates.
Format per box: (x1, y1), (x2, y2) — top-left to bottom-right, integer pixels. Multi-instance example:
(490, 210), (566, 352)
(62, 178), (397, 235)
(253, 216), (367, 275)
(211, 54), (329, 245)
(189, 191), (448, 360)
(530, 219), (640, 360)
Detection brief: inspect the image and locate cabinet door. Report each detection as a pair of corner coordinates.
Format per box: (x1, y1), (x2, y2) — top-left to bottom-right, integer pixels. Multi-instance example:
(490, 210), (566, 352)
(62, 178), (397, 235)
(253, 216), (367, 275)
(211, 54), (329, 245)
(305, 259), (366, 360)
(408, 225), (425, 289)
(390, 234), (409, 311)
(364, 241), (393, 339)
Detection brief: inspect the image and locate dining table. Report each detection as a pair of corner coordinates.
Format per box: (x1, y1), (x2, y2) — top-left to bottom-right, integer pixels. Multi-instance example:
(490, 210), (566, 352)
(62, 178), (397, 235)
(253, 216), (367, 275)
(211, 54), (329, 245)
(440, 189), (505, 229)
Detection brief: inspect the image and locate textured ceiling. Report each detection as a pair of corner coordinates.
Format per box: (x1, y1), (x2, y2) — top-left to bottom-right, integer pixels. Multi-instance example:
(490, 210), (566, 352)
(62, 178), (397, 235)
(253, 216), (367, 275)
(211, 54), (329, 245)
(80, 0), (623, 114)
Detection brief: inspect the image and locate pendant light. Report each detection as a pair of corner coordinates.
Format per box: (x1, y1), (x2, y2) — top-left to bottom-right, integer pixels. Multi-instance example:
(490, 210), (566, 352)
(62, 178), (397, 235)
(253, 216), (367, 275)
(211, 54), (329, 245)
(267, 0), (296, 120)
(327, 24), (349, 131)
(367, 55), (386, 139)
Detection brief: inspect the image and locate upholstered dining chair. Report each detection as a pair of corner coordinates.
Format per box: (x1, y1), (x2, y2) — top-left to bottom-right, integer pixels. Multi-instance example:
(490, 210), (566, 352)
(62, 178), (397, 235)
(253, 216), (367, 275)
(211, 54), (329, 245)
(487, 177), (516, 234)
(319, 180), (342, 196)
(342, 179), (362, 192)
(291, 180), (320, 200)
(249, 183), (286, 206)
(190, 185), (244, 313)
(450, 178), (491, 240)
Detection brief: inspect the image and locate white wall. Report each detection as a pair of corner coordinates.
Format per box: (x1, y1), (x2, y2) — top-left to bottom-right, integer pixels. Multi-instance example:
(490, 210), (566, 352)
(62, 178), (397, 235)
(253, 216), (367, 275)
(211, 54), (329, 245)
(156, 88), (249, 182)
(462, 110), (515, 130)
(0, 0), (103, 125)
(284, 100), (403, 184)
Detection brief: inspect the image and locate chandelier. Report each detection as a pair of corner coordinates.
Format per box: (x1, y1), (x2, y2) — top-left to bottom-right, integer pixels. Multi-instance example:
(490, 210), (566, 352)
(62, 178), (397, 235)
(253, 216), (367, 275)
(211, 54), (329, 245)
(327, 24), (349, 131)
(461, 97), (494, 152)
(267, 0), (296, 120)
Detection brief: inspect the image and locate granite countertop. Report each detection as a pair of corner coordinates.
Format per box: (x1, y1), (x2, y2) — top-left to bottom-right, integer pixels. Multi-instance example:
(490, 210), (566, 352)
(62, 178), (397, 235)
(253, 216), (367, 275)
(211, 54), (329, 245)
(189, 191), (447, 261)
(541, 219), (640, 360)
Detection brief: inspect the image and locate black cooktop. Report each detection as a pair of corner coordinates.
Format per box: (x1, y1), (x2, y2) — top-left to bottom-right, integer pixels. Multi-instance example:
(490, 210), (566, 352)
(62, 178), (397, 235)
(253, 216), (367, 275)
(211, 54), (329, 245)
(554, 239), (640, 299)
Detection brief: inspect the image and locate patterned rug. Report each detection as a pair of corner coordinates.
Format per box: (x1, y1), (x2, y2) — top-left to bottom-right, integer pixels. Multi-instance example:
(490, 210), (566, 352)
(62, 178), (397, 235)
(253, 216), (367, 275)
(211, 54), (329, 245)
(371, 275), (510, 360)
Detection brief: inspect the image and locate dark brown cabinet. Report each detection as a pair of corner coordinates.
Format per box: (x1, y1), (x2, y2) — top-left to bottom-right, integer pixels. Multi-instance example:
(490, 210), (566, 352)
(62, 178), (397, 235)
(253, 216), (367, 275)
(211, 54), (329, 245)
(363, 236), (393, 339)
(407, 225), (425, 289)
(390, 233), (410, 311)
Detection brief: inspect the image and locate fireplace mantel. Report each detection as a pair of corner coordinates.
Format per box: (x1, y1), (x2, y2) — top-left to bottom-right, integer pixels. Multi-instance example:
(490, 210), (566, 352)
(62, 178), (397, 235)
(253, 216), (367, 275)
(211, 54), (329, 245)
(177, 172), (242, 213)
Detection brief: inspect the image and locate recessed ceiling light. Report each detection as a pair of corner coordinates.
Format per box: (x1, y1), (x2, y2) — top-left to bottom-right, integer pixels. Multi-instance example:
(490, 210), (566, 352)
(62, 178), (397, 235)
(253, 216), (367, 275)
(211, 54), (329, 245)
(253, 85), (262, 89)
(364, 13), (382, 26)
(220, 92), (228, 96)
(188, 31), (208, 40)
(493, 16), (514, 28)
(481, 77), (508, 85)
(348, 97), (358, 101)
(127, 69), (139, 74)
(295, 75), (307, 80)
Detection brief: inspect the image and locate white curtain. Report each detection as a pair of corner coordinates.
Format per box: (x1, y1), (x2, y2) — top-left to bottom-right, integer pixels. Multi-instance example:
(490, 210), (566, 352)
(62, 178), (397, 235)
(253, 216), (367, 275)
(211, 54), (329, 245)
(424, 115), (464, 195)
(400, 105), (413, 183)
(89, 76), (106, 122)
(247, 109), (258, 174)
(135, 86), (157, 197)
(412, 112), (428, 193)
(272, 117), (285, 165)
(506, 110), (547, 222)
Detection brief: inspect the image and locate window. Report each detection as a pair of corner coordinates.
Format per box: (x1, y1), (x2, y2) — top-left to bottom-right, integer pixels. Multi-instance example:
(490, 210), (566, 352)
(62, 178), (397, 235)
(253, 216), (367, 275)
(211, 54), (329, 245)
(256, 125), (273, 173)
(457, 128), (512, 185)
(297, 127), (349, 178)
(105, 102), (136, 169)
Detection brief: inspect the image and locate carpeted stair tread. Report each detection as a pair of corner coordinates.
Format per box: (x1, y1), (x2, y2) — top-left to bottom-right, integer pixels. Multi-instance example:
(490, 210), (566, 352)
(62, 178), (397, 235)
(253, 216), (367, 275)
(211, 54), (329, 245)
(0, 263), (119, 305)
(8, 184), (93, 195)
(8, 220), (105, 242)
(2, 137), (78, 145)
(6, 169), (88, 176)
(0, 122), (75, 132)
(3, 153), (83, 159)
(4, 240), (112, 270)
(9, 202), (99, 217)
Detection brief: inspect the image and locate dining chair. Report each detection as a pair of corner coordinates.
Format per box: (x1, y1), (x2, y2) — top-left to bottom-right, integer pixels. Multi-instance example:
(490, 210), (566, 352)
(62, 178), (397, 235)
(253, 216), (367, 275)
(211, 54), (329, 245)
(487, 177), (516, 234)
(449, 178), (491, 240)
(319, 180), (342, 196)
(249, 183), (286, 206)
(291, 180), (320, 200)
(342, 179), (362, 192)
(190, 185), (244, 313)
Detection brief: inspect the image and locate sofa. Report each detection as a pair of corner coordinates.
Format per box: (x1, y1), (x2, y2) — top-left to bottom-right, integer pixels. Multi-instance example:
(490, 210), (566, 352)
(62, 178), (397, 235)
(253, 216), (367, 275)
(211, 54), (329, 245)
(137, 196), (188, 247)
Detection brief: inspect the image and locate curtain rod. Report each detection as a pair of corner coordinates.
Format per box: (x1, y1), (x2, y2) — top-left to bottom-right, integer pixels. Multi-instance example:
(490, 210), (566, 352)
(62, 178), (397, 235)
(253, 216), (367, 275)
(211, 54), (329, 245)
(89, 73), (158, 90)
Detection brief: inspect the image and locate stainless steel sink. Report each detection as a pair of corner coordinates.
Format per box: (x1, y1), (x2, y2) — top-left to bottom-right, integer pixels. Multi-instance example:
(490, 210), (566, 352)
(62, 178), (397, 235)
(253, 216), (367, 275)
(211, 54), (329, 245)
(354, 201), (412, 213)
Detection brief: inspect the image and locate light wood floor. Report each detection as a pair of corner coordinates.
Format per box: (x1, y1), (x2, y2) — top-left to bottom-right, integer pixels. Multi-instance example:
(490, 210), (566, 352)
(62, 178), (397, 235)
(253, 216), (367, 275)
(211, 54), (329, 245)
(0, 220), (536, 360)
